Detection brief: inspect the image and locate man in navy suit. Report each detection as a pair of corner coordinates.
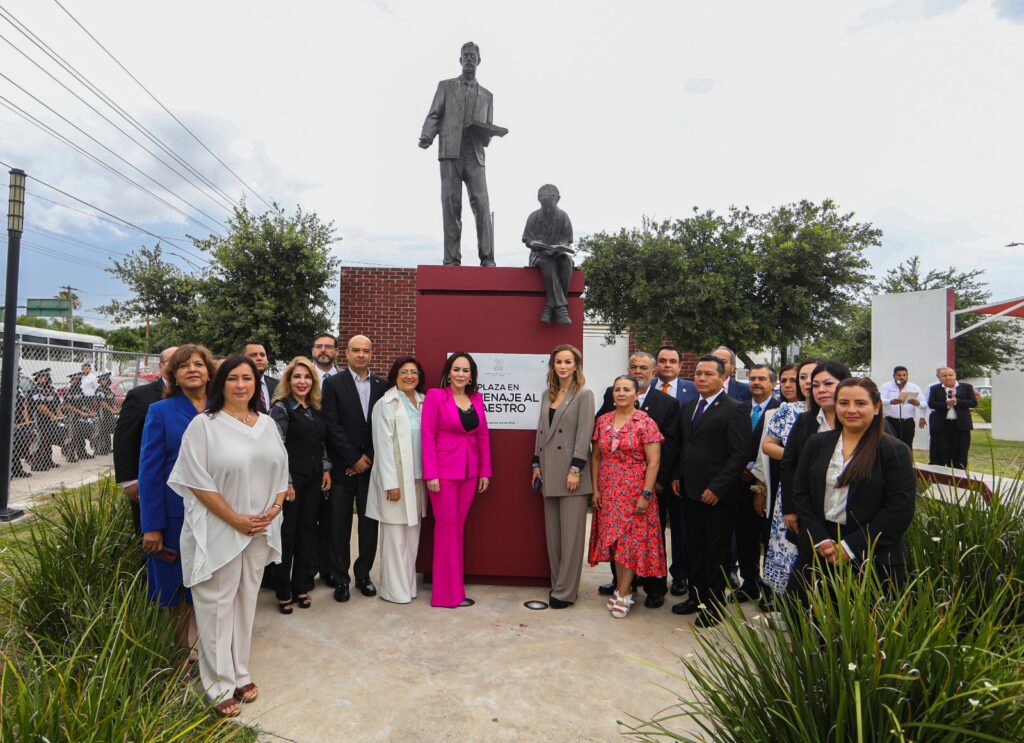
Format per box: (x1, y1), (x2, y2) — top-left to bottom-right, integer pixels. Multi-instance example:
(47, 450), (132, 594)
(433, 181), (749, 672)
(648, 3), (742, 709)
(927, 367), (976, 469)
(322, 335), (387, 602)
(712, 346), (752, 402)
(730, 364), (780, 603)
(596, 351), (680, 606)
(670, 355), (750, 627)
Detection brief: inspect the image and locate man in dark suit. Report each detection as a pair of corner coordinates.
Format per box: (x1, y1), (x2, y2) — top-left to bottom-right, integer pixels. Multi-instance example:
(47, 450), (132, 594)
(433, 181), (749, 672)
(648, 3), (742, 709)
(243, 341), (278, 414)
(419, 41), (497, 267)
(596, 351), (681, 607)
(731, 364), (780, 603)
(712, 346), (752, 403)
(321, 334), (387, 602)
(113, 346), (176, 533)
(671, 355), (750, 627)
(927, 367), (976, 469)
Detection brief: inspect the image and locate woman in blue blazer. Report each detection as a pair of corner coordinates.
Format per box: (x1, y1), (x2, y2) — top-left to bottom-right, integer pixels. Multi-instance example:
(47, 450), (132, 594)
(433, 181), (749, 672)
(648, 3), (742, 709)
(139, 344), (214, 656)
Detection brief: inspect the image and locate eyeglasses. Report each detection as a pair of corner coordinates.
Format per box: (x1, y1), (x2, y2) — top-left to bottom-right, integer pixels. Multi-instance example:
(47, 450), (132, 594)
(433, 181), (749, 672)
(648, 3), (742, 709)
(398, 369), (420, 377)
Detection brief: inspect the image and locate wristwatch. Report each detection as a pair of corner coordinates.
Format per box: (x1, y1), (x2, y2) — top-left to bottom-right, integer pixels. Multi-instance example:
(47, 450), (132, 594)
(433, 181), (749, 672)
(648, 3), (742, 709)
(640, 489), (653, 499)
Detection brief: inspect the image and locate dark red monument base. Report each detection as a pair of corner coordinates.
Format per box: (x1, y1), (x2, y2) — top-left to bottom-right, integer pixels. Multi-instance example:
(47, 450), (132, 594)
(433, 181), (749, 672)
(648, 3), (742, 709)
(415, 265), (586, 586)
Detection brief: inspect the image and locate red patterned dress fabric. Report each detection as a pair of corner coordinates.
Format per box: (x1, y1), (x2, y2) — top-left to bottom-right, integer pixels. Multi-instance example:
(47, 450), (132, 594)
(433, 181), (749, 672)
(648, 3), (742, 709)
(587, 410), (666, 576)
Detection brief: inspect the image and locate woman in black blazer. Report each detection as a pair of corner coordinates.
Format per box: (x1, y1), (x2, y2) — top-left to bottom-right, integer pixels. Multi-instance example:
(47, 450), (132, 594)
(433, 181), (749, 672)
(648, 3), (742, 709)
(789, 377), (916, 594)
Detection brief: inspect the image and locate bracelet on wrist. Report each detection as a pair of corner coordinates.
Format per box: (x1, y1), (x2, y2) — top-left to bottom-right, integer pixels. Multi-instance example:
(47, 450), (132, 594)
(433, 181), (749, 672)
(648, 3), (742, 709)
(270, 503), (282, 511)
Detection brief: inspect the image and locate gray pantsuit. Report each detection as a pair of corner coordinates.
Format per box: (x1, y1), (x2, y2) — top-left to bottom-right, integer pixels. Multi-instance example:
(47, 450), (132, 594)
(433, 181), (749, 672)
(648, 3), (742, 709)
(533, 387), (596, 603)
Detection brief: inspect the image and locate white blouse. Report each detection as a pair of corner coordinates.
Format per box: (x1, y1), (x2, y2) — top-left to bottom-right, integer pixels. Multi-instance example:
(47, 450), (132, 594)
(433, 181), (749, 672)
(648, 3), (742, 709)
(823, 433), (850, 526)
(167, 412), (289, 587)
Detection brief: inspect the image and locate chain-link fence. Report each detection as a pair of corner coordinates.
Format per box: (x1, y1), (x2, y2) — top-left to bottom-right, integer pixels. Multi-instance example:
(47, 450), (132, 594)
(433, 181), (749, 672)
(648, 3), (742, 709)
(5, 340), (157, 498)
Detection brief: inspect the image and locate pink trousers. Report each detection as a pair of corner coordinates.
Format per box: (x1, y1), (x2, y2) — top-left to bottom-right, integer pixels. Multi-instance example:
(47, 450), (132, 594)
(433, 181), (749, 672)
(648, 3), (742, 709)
(429, 478), (476, 607)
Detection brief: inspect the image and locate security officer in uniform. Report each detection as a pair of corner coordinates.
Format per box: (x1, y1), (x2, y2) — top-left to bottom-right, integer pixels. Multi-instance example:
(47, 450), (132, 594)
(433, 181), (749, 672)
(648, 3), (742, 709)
(92, 371), (116, 455)
(62, 372), (95, 462)
(29, 368), (62, 471)
(13, 369), (33, 478)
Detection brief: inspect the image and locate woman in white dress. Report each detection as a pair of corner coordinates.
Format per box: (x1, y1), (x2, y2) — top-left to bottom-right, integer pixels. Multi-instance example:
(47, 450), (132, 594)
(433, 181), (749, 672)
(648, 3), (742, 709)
(168, 355), (289, 718)
(367, 356), (428, 604)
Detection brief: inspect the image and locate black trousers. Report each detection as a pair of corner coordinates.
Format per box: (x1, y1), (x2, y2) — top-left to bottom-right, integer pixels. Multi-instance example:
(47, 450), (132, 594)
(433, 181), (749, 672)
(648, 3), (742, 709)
(328, 471), (378, 583)
(885, 417), (915, 449)
(276, 473), (321, 601)
(310, 491), (332, 580)
(682, 496), (737, 610)
(934, 421), (971, 469)
(734, 488), (767, 588)
(668, 492), (687, 585)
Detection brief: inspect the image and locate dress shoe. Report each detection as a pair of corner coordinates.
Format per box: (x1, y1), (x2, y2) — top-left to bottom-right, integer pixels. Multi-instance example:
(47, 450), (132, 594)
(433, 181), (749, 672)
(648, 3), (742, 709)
(323, 574), (340, 588)
(644, 594), (665, 609)
(728, 572), (742, 591)
(694, 610), (722, 629)
(671, 598), (700, 615)
(670, 580), (688, 597)
(480, 260), (496, 267)
(728, 584), (760, 604)
(539, 305), (553, 324)
(548, 594), (573, 609)
(758, 594), (776, 612)
(597, 581), (616, 596)
(554, 306), (572, 325)
(333, 584), (350, 602)
(355, 579), (377, 597)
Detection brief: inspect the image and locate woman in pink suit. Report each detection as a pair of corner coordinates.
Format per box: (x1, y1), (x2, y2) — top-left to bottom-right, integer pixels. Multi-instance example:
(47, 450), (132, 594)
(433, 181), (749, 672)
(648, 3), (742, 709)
(422, 352), (492, 608)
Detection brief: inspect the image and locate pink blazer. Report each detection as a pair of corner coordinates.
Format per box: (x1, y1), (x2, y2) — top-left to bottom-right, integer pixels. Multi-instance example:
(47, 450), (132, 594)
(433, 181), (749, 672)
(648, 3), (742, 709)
(421, 388), (492, 480)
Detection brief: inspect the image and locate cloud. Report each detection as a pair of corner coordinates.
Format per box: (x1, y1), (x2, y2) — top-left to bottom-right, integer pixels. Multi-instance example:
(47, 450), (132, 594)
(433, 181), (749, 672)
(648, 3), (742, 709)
(683, 77), (717, 95)
(992, 0), (1024, 22)
(851, 0), (968, 30)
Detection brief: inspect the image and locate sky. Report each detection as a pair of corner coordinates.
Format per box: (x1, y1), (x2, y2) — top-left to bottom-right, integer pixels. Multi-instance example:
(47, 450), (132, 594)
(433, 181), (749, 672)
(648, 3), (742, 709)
(0, 0), (1021, 330)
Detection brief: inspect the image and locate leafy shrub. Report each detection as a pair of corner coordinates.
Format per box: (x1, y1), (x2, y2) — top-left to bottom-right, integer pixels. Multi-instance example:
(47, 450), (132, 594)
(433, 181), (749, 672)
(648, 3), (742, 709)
(624, 480), (1024, 742)
(0, 483), (256, 742)
(977, 396), (992, 423)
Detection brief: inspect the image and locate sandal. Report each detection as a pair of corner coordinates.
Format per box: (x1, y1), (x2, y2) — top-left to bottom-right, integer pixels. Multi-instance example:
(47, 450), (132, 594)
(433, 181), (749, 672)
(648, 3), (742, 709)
(278, 600), (294, 615)
(296, 594), (312, 609)
(611, 593), (634, 619)
(214, 698), (241, 718)
(607, 590), (622, 612)
(233, 683), (258, 703)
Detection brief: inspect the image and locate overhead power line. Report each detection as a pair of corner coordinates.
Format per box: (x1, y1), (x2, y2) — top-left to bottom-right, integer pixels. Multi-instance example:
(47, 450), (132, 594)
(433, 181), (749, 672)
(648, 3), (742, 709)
(0, 96), (225, 236)
(0, 4), (242, 210)
(0, 71), (228, 232)
(52, 0), (274, 210)
(0, 30), (236, 214)
(21, 239), (109, 270)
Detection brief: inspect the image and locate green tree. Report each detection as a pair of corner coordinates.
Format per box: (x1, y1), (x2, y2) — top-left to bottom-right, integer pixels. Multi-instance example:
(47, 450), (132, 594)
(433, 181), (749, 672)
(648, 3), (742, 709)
(579, 200), (877, 364)
(104, 326), (146, 352)
(192, 204), (339, 360)
(97, 244), (202, 348)
(808, 256), (1024, 377)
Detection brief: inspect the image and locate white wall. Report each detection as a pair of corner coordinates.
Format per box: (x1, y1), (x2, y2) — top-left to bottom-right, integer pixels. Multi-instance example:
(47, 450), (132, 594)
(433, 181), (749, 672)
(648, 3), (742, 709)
(583, 324), (628, 393)
(871, 288), (952, 450)
(992, 370), (1024, 442)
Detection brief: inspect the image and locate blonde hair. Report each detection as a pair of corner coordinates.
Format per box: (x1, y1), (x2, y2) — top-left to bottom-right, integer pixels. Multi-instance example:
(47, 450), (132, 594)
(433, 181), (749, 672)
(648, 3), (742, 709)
(273, 356), (322, 411)
(546, 344), (585, 402)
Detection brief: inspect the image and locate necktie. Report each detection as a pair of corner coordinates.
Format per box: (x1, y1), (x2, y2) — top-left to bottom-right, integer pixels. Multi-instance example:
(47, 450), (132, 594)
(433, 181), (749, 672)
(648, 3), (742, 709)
(260, 385), (268, 411)
(662, 381), (671, 394)
(751, 404), (763, 429)
(692, 398), (708, 426)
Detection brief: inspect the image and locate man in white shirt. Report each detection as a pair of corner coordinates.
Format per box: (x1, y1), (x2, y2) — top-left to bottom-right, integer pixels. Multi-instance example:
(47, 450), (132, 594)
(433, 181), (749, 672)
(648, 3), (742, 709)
(879, 366), (926, 448)
(80, 362), (98, 397)
(311, 333), (340, 383)
(242, 341), (277, 413)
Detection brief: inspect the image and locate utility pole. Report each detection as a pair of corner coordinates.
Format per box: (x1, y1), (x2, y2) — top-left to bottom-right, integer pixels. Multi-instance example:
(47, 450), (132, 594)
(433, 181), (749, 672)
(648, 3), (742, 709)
(1, 169), (26, 521)
(59, 284), (80, 333)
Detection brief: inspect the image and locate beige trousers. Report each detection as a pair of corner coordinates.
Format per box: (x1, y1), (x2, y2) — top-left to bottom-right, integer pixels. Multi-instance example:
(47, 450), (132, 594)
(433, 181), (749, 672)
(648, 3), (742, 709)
(378, 522), (421, 603)
(191, 536), (270, 702)
(544, 494), (589, 603)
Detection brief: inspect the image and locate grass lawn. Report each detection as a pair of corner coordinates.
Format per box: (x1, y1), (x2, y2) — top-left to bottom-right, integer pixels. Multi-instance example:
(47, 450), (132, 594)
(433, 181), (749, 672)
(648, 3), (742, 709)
(914, 429), (1024, 478)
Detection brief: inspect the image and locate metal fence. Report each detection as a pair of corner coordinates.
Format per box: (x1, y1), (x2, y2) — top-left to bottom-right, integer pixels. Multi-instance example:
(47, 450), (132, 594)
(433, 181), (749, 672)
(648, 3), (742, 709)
(5, 341), (157, 498)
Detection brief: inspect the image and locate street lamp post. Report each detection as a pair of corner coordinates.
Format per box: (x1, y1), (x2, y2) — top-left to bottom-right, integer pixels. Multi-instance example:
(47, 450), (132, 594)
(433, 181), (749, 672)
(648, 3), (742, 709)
(0, 169), (26, 521)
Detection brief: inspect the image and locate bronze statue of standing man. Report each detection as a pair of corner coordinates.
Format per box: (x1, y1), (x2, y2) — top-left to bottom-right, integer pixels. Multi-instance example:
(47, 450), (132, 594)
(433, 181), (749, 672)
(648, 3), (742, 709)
(419, 42), (506, 267)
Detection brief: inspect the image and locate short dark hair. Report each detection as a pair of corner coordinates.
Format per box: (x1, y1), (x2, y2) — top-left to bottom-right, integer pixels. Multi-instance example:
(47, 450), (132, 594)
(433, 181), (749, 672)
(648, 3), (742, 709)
(386, 356), (426, 394)
(207, 355), (260, 417)
(893, 365), (908, 375)
(439, 352), (479, 394)
(242, 339), (268, 355)
(313, 333), (337, 347)
(656, 345), (681, 362)
(612, 374), (640, 393)
(750, 363), (777, 383)
(461, 41), (480, 58)
(696, 354), (725, 376)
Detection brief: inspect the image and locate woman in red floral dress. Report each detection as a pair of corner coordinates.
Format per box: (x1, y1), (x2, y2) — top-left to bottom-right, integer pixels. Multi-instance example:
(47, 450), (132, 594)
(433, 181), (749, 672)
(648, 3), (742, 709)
(588, 375), (665, 618)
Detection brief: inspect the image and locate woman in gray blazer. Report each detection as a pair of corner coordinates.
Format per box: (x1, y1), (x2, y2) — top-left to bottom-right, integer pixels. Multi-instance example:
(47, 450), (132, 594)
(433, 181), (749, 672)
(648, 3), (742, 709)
(531, 344), (595, 607)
